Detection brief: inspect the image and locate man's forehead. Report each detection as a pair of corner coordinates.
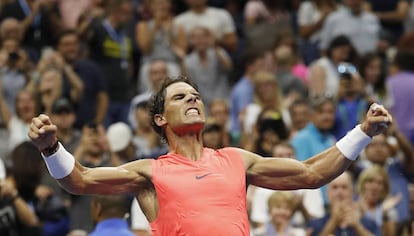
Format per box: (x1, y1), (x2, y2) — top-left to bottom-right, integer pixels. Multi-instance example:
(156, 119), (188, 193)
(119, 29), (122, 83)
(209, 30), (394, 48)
(166, 82), (197, 96)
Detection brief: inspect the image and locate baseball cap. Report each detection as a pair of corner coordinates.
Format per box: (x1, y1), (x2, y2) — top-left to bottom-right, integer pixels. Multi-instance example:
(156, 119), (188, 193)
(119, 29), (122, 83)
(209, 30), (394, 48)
(106, 122), (133, 152)
(52, 98), (74, 114)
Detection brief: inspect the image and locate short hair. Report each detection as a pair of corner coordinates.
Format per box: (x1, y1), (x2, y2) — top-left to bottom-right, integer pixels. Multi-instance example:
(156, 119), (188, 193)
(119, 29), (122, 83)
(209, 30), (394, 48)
(92, 195), (130, 216)
(326, 35), (355, 59)
(105, 0), (131, 13)
(393, 50), (414, 72)
(267, 191), (296, 211)
(149, 76), (200, 142)
(55, 29), (78, 48)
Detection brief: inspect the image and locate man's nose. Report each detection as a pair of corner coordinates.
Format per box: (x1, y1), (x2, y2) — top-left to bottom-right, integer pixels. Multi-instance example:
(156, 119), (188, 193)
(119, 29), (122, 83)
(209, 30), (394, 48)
(186, 94), (197, 103)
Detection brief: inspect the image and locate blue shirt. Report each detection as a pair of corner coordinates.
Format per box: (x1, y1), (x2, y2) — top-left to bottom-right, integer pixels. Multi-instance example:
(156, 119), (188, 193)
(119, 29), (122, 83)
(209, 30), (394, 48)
(307, 214), (380, 236)
(333, 97), (368, 140)
(387, 161), (410, 223)
(230, 76), (254, 134)
(291, 123), (335, 162)
(291, 123), (336, 202)
(88, 218), (135, 236)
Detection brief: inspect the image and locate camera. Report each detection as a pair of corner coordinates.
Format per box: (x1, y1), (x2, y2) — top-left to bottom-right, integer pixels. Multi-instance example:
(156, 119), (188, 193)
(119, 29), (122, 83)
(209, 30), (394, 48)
(337, 62), (357, 80)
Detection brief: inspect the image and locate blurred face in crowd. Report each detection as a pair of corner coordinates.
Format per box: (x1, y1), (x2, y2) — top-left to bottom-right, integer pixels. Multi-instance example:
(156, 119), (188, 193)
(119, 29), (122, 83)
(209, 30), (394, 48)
(0, 18), (21, 42)
(202, 126), (222, 149)
(50, 110), (76, 131)
(208, 100), (229, 128)
(363, 57), (382, 85)
(359, 172), (386, 205)
(57, 33), (80, 63)
(149, 60), (168, 91)
(267, 193), (295, 227)
(343, 0), (363, 11)
(186, 0), (207, 9)
(272, 144), (295, 159)
(289, 103), (310, 131)
(364, 134), (390, 166)
(327, 172), (353, 205)
(114, 1), (133, 26)
(190, 27), (212, 52)
(331, 45), (352, 64)
(150, 0), (172, 17)
(311, 101), (336, 132)
(135, 105), (152, 130)
(338, 74), (364, 97)
(16, 90), (36, 123)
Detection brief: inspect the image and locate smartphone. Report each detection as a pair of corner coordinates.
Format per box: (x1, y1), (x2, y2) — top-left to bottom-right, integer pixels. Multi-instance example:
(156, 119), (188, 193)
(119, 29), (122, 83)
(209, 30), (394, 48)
(337, 62), (357, 80)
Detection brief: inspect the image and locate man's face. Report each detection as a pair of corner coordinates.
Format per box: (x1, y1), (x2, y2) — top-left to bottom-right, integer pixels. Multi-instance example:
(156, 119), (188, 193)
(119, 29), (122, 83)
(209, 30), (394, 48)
(209, 102), (228, 127)
(312, 102), (336, 131)
(149, 61), (168, 91)
(365, 134), (390, 165)
(57, 34), (79, 63)
(117, 1), (133, 25)
(327, 173), (353, 205)
(162, 82), (206, 135)
(290, 104), (310, 130)
(344, 0), (363, 10)
(16, 91), (36, 121)
(50, 111), (76, 131)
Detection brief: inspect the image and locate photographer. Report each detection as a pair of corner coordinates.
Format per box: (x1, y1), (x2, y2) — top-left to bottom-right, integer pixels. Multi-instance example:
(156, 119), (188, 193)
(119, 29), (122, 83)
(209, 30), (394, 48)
(332, 63), (371, 140)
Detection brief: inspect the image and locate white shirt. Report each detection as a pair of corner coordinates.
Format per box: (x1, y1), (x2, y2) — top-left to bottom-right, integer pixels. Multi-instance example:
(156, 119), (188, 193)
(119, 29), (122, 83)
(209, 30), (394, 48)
(174, 7), (235, 39)
(130, 199), (150, 231)
(297, 1), (323, 43)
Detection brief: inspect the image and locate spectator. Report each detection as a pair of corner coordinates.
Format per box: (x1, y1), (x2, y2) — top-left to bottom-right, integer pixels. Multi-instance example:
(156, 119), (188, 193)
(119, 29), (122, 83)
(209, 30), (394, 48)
(69, 123), (112, 234)
(174, 0), (238, 52)
(290, 94), (337, 203)
(356, 165), (400, 236)
(128, 59), (169, 129)
(255, 191), (307, 236)
(55, 30), (108, 129)
(89, 195), (134, 236)
(364, 0), (410, 45)
(386, 50), (414, 146)
(207, 99), (232, 146)
(130, 100), (169, 160)
(0, 157), (40, 236)
(319, 0), (380, 56)
(358, 130), (414, 230)
(76, 0), (105, 42)
(106, 122), (138, 164)
(87, 0), (134, 127)
(0, 88), (37, 153)
(202, 121), (224, 149)
(58, 0), (93, 30)
(184, 26), (233, 106)
(288, 99), (311, 138)
(307, 172), (380, 236)
(49, 98), (81, 153)
(229, 50), (264, 141)
(358, 52), (387, 104)
(0, 0), (64, 61)
(0, 38), (31, 116)
(297, 0), (337, 65)
(243, 0), (292, 54)
(332, 69), (370, 140)
(0, 18), (23, 43)
(308, 35), (356, 97)
(130, 198), (150, 236)
(135, 0), (186, 93)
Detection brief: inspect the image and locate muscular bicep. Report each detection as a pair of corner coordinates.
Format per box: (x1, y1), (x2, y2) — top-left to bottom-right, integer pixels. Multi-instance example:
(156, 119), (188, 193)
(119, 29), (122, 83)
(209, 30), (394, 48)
(242, 147), (352, 190)
(59, 160), (151, 195)
(245, 153), (312, 190)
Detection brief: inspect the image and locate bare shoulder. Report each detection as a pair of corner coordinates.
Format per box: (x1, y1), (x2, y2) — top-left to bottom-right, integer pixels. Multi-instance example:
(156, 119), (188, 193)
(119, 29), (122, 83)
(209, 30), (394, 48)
(223, 147), (261, 170)
(120, 158), (153, 181)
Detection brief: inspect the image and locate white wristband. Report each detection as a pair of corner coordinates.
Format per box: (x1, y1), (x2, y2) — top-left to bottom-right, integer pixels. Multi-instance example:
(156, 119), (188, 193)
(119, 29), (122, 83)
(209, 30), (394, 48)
(42, 142), (75, 179)
(336, 125), (372, 161)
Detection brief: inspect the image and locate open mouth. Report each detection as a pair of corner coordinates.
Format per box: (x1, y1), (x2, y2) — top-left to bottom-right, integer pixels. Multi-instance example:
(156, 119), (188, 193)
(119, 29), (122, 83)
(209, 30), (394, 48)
(185, 108), (200, 116)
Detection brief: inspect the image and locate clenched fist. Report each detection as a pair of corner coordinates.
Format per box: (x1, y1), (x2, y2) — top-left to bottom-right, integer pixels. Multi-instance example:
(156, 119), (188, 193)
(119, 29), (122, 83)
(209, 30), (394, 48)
(28, 114), (58, 153)
(360, 103), (392, 137)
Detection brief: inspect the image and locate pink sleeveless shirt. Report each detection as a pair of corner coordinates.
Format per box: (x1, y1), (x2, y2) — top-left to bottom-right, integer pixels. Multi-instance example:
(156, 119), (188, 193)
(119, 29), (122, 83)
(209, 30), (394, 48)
(149, 147), (250, 236)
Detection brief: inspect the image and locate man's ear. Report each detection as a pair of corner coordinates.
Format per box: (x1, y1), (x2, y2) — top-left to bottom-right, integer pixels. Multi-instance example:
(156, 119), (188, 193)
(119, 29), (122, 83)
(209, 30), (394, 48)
(154, 114), (167, 127)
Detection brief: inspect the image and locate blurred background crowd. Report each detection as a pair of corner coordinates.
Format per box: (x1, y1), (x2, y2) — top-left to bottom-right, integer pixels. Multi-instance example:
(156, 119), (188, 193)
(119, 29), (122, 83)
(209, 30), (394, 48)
(0, 0), (414, 235)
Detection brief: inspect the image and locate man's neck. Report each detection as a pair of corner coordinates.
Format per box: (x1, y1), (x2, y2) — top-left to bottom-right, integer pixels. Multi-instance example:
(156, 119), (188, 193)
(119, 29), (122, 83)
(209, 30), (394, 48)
(191, 5), (207, 14)
(167, 131), (204, 161)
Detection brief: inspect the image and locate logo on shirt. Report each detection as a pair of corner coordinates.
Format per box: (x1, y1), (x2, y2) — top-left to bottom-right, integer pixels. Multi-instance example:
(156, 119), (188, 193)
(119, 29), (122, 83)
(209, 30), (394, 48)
(195, 173), (212, 180)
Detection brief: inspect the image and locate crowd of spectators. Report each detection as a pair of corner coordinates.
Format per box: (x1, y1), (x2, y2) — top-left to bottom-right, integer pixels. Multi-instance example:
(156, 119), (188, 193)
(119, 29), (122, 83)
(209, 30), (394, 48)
(0, 0), (414, 235)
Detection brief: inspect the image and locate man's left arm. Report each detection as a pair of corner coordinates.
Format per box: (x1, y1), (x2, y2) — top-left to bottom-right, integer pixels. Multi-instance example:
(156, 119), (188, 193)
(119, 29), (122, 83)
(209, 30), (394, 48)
(243, 103), (392, 190)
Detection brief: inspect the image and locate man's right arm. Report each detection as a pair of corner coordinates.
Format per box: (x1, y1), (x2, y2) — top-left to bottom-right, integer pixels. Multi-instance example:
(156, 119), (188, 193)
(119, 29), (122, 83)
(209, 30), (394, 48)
(29, 114), (150, 195)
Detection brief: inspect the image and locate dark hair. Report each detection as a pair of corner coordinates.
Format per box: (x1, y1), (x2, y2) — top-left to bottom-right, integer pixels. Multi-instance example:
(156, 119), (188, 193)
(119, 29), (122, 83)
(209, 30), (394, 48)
(326, 35), (355, 61)
(149, 76), (200, 142)
(55, 29), (78, 48)
(358, 52), (386, 94)
(393, 50), (414, 72)
(10, 142), (44, 201)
